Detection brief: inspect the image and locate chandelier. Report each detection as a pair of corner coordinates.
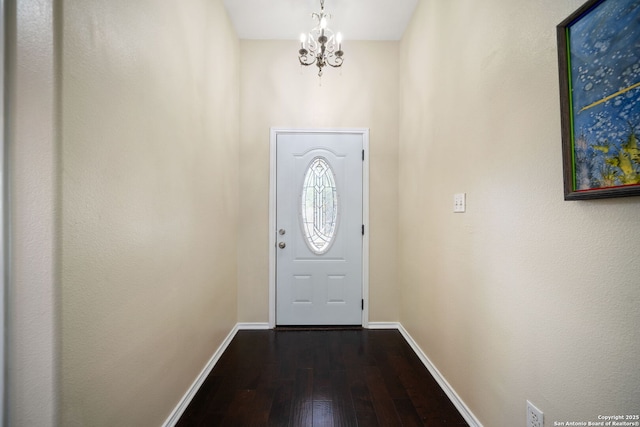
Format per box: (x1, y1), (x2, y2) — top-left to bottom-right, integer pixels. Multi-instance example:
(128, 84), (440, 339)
(298, 0), (344, 77)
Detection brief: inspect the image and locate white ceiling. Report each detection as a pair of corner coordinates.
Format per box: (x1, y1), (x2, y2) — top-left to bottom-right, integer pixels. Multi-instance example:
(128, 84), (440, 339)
(222, 0), (419, 41)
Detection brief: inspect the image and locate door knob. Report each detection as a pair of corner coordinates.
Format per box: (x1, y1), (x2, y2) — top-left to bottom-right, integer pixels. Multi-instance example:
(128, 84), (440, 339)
(278, 242), (286, 249)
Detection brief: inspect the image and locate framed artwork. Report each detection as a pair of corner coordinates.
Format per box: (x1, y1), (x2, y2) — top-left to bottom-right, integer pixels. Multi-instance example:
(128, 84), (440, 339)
(557, 0), (640, 200)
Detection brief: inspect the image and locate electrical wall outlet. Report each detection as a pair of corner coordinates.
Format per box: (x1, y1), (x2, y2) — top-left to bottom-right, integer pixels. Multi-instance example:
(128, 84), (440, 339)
(527, 400), (544, 427)
(453, 193), (466, 213)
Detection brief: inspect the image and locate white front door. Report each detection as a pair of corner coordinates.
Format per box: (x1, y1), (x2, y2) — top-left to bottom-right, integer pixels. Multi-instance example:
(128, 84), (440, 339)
(275, 132), (364, 325)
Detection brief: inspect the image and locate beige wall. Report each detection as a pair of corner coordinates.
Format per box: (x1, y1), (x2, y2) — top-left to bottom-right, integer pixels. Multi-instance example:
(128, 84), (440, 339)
(399, 1), (640, 426)
(61, 0), (239, 425)
(238, 40), (399, 323)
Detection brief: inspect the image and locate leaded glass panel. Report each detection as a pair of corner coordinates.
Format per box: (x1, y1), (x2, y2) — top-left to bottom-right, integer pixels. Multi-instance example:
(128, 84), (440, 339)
(301, 157), (338, 254)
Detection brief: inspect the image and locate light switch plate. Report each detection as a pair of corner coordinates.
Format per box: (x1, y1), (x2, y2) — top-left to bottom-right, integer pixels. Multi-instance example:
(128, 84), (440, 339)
(454, 193), (466, 213)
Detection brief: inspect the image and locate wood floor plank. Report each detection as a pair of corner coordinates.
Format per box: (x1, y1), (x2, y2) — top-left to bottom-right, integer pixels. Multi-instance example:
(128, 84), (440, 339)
(393, 398), (423, 427)
(376, 351), (410, 400)
(291, 368), (314, 425)
(355, 410), (380, 427)
(364, 366), (403, 426)
(290, 400), (313, 427)
(348, 376), (375, 414)
(294, 368), (314, 399)
(328, 334), (346, 372)
(312, 400), (334, 427)
(313, 370), (333, 402)
(330, 370), (357, 427)
(220, 389), (256, 427)
(267, 380), (294, 427)
(176, 330), (469, 427)
(244, 382), (276, 427)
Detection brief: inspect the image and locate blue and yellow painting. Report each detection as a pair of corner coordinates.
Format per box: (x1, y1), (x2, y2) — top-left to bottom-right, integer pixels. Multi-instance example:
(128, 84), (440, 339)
(568, 0), (640, 190)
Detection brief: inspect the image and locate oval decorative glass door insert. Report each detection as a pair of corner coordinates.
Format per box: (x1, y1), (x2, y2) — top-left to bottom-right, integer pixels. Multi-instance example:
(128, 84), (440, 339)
(301, 157), (339, 254)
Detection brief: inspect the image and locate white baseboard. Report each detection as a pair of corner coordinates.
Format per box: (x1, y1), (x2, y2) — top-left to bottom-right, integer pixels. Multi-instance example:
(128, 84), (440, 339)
(162, 324), (240, 427)
(237, 322), (271, 330)
(367, 321), (401, 330)
(395, 324), (483, 427)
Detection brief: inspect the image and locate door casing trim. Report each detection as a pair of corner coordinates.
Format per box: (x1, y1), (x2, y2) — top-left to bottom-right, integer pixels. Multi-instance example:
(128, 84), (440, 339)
(269, 128), (370, 328)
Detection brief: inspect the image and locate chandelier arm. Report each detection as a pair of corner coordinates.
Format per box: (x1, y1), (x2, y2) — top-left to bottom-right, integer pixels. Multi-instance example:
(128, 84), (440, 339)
(299, 54), (316, 66)
(306, 34), (319, 53)
(326, 56), (344, 68)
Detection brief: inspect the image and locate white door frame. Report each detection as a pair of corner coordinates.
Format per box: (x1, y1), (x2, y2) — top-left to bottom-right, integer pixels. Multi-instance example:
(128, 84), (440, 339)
(269, 128), (369, 328)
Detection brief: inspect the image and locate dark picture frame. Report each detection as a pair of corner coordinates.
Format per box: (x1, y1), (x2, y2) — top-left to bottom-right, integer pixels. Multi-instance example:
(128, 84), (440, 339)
(557, 0), (640, 200)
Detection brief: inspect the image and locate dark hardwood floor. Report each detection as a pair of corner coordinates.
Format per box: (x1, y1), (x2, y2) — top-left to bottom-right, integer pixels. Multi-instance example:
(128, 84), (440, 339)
(176, 328), (469, 426)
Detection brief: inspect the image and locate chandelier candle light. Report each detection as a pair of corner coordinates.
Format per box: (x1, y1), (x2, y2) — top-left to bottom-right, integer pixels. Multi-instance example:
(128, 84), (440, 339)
(298, 0), (344, 77)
